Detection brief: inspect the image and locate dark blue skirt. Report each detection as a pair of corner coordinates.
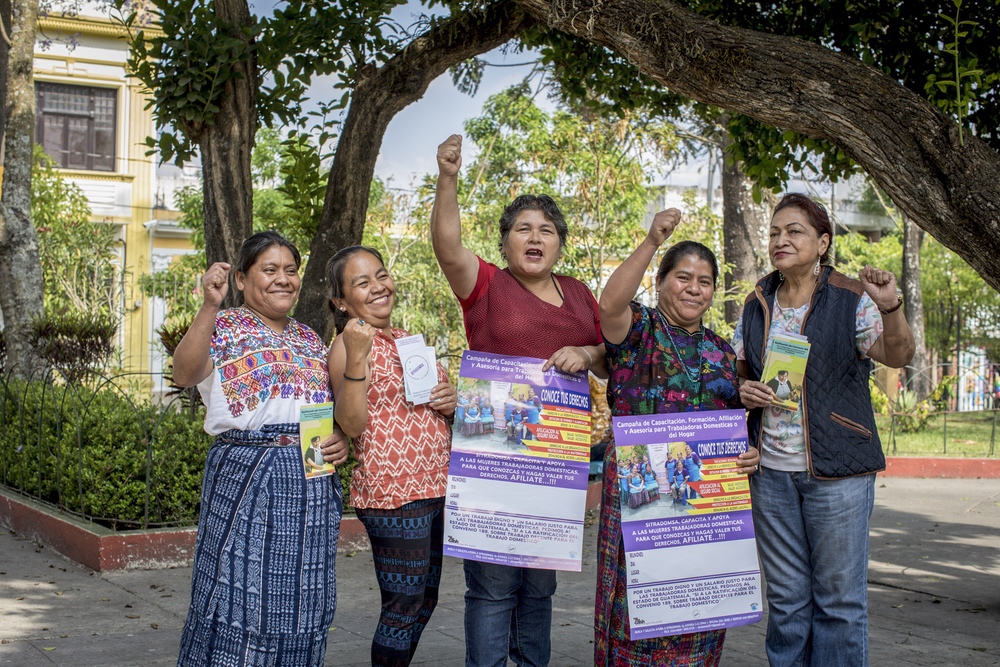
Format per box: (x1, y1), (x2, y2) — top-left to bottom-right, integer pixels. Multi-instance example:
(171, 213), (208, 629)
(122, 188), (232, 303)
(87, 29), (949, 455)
(178, 423), (342, 666)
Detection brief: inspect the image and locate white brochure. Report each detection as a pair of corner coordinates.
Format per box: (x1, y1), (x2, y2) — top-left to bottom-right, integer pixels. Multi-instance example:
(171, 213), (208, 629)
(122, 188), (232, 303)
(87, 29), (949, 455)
(395, 333), (438, 405)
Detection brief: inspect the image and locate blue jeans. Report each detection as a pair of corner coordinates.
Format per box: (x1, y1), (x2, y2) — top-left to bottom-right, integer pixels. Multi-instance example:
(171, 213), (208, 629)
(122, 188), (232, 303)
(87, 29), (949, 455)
(750, 468), (876, 667)
(463, 560), (556, 667)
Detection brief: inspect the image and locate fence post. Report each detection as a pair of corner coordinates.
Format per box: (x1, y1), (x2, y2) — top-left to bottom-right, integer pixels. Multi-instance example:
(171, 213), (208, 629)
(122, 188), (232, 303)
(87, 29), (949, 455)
(943, 411), (948, 455)
(890, 413), (897, 455)
(991, 409), (997, 457)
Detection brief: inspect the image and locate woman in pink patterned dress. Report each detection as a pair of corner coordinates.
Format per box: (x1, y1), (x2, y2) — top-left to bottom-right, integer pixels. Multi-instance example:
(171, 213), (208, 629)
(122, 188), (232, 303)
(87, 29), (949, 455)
(326, 245), (458, 667)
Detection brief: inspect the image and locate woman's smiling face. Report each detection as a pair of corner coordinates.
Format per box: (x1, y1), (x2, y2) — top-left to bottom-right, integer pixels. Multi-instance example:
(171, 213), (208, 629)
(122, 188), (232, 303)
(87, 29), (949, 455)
(235, 244), (300, 324)
(334, 251), (395, 327)
(769, 206), (830, 275)
(655, 254), (716, 333)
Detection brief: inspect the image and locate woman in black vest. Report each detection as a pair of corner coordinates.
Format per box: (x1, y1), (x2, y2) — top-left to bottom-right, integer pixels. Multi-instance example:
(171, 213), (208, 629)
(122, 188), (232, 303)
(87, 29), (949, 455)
(734, 194), (914, 666)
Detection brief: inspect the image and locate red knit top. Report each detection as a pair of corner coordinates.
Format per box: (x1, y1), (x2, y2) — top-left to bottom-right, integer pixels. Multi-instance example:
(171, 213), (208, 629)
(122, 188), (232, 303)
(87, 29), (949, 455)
(459, 257), (602, 357)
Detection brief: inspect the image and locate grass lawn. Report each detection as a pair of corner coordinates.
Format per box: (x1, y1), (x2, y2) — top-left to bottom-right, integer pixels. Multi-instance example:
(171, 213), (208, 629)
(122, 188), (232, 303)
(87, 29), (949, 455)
(877, 411), (1000, 457)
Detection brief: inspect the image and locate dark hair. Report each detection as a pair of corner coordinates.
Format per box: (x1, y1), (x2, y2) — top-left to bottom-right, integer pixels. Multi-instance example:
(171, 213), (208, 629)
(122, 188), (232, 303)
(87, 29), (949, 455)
(655, 240), (719, 287)
(236, 231), (301, 276)
(497, 194), (569, 257)
(773, 193), (833, 263)
(325, 245), (386, 332)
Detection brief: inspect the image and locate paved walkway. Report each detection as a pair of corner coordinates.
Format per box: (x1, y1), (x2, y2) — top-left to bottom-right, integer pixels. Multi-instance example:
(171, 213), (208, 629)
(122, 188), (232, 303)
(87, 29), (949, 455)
(1, 477), (998, 666)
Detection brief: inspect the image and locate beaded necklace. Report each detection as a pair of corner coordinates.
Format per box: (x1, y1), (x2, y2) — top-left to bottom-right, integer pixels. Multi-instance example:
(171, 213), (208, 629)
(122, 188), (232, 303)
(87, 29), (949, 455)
(654, 306), (707, 386)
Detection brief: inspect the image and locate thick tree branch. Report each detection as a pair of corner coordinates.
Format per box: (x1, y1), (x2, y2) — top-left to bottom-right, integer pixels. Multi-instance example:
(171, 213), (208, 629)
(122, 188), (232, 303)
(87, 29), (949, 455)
(296, 0), (533, 339)
(513, 0), (1000, 293)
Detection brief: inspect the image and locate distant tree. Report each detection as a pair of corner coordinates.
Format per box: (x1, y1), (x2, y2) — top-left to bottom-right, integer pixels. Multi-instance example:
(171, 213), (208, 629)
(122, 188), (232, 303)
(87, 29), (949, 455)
(920, 237), (1000, 363)
(901, 215), (931, 397)
(32, 147), (120, 318)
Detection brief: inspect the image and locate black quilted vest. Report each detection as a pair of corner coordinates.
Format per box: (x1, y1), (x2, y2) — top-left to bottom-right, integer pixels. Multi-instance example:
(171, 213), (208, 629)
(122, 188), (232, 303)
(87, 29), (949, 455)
(739, 267), (885, 479)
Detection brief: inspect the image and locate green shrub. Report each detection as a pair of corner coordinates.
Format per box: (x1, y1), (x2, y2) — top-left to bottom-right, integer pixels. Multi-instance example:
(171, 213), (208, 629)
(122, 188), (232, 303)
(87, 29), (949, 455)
(0, 378), (212, 528)
(892, 389), (933, 433)
(1, 377), (360, 528)
(31, 312), (117, 379)
(929, 375), (958, 412)
(869, 376), (890, 415)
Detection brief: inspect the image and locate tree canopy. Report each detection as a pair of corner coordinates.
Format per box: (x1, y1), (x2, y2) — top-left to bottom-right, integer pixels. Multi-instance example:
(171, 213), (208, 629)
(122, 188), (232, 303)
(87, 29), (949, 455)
(113, 0), (1000, 346)
(512, 0), (1000, 296)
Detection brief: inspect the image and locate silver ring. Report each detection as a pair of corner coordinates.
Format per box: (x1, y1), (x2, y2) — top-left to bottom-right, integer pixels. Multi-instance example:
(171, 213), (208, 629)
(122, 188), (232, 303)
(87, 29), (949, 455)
(357, 319), (365, 326)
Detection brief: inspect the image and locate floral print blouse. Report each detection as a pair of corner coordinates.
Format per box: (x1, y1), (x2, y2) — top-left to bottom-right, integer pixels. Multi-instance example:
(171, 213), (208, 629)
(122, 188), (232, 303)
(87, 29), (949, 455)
(605, 301), (740, 418)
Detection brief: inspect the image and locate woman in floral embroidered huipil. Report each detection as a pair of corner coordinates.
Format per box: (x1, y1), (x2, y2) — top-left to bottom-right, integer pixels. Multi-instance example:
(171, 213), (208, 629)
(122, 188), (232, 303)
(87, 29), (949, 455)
(326, 245), (458, 667)
(174, 232), (348, 667)
(595, 210), (760, 666)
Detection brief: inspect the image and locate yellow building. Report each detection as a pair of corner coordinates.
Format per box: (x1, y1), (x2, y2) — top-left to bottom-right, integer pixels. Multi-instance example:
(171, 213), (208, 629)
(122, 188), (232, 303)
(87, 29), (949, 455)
(34, 8), (198, 396)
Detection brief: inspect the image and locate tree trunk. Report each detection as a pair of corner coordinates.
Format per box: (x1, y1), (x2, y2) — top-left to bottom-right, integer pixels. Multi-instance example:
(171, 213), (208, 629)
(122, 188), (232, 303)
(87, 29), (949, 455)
(512, 0), (1000, 295)
(296, 0), (533, 339)
(0, 0), (10, 339)
(720, 122), (769, 324)
(0, 0), (42, 378)
(0, 0), (9, 140)
(901, 213), (930, 398)
(199, 0), (256, 295)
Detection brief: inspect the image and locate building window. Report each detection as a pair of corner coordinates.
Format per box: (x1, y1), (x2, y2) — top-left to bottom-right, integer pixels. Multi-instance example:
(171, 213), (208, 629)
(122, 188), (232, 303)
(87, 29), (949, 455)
(35, 82), (117, 172)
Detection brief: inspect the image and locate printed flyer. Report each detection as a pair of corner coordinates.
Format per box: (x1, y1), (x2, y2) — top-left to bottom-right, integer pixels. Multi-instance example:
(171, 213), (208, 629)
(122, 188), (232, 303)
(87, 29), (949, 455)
(443, 350), (591, 571)
(612, 409), (762, 639)
(761, 332), (811, 411)
(300, 402), (337, 479)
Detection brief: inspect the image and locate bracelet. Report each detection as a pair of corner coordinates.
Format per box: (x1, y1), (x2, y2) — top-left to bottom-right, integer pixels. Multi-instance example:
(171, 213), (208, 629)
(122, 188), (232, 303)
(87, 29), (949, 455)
(342, 373), (366, 382)
(578, 346), (594, 368)
(879, 295), (903, 315)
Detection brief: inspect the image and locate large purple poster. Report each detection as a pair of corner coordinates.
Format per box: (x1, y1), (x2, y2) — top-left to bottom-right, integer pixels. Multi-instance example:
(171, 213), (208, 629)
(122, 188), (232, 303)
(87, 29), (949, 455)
(443, 351), (591, 571)
(613, 410), (762, 638)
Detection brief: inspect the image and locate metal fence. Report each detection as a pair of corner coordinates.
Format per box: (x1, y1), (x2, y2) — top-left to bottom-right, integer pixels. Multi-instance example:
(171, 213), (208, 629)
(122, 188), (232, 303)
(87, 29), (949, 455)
(875, 360), (999, 457)
(0, 367), (210, 531)
(881, 409), (998, 457)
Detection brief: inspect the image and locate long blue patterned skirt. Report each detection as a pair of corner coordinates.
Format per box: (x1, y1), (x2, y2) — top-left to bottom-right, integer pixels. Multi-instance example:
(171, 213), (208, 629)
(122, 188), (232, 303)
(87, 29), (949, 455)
(178, 424), (342, 667)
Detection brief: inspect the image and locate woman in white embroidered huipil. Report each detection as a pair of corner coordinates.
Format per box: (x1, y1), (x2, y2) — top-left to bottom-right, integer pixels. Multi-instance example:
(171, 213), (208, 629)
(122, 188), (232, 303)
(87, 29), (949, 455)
(173, 231), (348, 667)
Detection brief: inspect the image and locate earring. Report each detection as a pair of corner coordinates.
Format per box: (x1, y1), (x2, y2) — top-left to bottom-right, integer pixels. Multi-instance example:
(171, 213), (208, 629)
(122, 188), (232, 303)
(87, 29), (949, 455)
(813, 258), (821, 276)
(340, 307), (346, 312)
